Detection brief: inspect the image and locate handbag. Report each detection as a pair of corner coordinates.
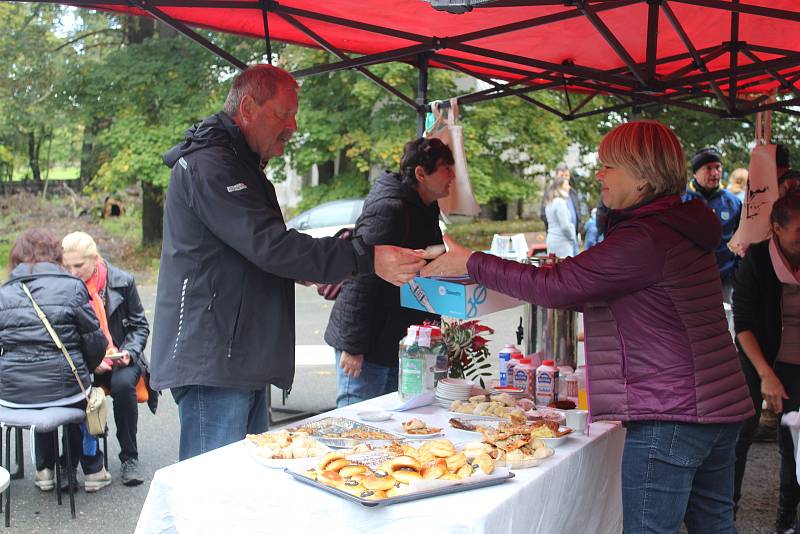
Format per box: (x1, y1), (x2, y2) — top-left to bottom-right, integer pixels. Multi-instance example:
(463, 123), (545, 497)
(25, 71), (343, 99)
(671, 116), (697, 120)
(426, 98), (481, 216)
(316, 227), (354, 301)
(21, 283), (108, 436)
(728, 107), (779, 257)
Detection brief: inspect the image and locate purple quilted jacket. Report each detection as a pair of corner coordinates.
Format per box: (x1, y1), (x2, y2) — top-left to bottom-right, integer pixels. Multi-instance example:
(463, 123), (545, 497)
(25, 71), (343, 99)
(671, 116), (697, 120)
(468, 195), (754, 424)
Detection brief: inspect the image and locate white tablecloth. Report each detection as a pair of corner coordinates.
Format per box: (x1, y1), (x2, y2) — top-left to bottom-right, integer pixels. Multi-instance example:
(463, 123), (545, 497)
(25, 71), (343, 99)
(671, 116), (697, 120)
(136, 395), (625, 534)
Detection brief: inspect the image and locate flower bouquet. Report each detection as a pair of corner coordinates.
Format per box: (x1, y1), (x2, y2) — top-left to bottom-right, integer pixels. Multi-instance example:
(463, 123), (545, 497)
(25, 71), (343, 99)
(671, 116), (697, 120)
(441, 319), (495, 388)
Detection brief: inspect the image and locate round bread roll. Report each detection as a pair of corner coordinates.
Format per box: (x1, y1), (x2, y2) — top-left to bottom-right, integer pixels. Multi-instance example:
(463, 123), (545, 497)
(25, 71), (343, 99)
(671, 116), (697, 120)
(349, 472), (371, 483)
(339, 464), (369, 478)
(391, 469), (423, 484)
(440, 473), (460, 481)
(301, 468), (318, 480)
(416, 450), (435, 465)
(429, 442), (457, 458)
(389, 455), (421, 472)
(320, 470), (342, 486)
(318, 451), (346, 470)
(359, 489), (387, 501)
(421, 459), (447, 479)
(363, 475), (397, 491)
(340, 479), (367, 495)
(401, 444), (419, 457)
(325, 458), (351, 473)
(445, 452), (467, 472)
(533, 446), (554, 459)
(530, 438), (546, 450)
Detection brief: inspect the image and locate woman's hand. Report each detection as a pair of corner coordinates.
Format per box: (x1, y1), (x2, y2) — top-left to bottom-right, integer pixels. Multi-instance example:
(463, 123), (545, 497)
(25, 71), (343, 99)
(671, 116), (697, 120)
(117, 350), (131, 367)
(95, 360), (113, 375)
(420, 235), (472, 277)
(761, 371), (789, 412)
(340, 351), (364, 378)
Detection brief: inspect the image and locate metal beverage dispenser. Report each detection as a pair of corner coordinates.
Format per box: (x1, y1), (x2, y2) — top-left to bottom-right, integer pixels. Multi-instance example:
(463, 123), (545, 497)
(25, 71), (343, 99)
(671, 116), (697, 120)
(522, 256), (577, 370)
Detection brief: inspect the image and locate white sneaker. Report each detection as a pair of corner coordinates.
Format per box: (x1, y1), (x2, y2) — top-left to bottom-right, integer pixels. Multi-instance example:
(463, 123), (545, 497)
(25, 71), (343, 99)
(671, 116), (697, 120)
(34, 468), (54, 491)
(84, 468), (112, 493)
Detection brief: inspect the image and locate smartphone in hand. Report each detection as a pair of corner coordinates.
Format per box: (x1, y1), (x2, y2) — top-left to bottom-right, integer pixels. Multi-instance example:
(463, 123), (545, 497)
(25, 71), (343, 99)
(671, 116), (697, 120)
(105, 351), (126, 361)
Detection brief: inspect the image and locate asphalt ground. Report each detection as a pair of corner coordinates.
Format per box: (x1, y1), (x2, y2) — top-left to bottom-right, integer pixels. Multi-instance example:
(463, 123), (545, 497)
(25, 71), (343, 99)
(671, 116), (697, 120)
(2, 285), (779, 533)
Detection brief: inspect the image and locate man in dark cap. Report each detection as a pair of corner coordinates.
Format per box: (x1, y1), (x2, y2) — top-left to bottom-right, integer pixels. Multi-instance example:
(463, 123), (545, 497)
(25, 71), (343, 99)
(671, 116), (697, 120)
(683, 147), (742, 307)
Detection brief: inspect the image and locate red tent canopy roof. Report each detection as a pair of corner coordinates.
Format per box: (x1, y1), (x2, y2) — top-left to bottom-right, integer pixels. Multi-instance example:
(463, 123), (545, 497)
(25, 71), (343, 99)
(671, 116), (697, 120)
(65, 0), (800, 117)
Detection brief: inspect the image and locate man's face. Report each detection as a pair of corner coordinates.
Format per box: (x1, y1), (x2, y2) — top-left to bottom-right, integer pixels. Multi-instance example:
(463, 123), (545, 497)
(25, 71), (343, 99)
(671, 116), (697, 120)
(695, 161), (723, 189)
(241, 84), (298, 162)
(555, 168), (570, 181)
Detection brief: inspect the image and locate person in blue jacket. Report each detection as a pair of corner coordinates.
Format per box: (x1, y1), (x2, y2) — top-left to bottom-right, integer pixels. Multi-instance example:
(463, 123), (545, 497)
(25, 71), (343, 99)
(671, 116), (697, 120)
(683, 147), (742, 307)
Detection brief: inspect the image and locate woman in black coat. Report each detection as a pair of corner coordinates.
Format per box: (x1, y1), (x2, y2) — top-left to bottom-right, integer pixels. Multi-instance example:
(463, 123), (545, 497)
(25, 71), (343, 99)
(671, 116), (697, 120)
(0, 229), (109, 492)
(324, 138), (454, 406)
(62, 231), (151, 487)
(733, 192), (800, 534)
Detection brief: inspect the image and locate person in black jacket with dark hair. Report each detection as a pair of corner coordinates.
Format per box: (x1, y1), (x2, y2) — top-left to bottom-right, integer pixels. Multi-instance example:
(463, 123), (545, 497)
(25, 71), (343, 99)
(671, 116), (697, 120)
(62, 231), (152, 487)
(733, 192), (800, 534)
(0, 229), (109, 492)
(325, 137), (453, 406)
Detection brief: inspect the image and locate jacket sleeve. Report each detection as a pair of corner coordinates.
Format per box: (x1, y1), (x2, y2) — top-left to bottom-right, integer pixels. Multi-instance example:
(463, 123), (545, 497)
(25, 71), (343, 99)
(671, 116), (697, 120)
(467, 223), (664, 309)
(118, 279), (150, 367)
(72, 285), (107, 372)
(732, 246), (760, 334)
(327, 199), (406, 353)
(185, 157), (374, 284)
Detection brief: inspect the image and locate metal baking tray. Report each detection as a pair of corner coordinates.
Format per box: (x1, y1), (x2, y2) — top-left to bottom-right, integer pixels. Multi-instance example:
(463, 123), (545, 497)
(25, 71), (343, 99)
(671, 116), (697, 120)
(288, 417), (404, 448)
(285, 468), (515, 507)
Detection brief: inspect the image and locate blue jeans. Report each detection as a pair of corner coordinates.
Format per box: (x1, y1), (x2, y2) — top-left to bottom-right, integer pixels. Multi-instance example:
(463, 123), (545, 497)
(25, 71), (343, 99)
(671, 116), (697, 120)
(171, 385), (267, 461)
(622, 420), (743, 534)
(334, 350), (398, 408)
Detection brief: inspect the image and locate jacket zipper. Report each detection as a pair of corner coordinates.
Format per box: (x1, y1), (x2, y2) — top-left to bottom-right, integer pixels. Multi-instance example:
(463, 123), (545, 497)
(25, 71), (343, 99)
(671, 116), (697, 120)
(619, 329), (628, 388)
(227, 300), (243, 359)
(172, 277), (189, 359)
(207, 290), (217, 311)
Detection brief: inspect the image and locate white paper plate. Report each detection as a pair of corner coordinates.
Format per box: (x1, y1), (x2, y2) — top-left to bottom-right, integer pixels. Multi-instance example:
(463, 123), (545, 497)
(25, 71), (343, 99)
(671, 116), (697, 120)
(356, 410), (393, 422)
(539, 427), (574, 448)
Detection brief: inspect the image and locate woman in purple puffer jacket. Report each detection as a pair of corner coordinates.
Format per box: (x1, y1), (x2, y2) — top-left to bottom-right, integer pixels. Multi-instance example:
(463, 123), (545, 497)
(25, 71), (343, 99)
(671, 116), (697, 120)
(423, 120), (754, 533)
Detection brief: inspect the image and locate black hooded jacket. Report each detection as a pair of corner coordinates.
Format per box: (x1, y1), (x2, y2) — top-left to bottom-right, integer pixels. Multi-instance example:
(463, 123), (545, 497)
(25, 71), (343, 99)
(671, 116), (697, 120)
(325, 171), (442, 367)
(151, 112), (375, 391)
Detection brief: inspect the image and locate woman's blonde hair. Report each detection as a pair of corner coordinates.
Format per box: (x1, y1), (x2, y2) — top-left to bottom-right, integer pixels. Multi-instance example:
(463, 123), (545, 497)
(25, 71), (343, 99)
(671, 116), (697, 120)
(62, 231), (100, 260)
(543, 176), (569, 204)
(599, 120), (687, 196)
(727, 168), (748, 194)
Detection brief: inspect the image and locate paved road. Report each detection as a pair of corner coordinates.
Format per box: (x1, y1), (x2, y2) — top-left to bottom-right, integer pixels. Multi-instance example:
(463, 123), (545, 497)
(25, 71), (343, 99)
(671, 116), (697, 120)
(4, 285), (777, 533)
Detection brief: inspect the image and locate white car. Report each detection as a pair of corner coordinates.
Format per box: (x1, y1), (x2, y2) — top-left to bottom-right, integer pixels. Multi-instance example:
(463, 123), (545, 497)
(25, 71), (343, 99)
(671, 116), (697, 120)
(286, 197), (448, 238)
(285, 199), (365, 238)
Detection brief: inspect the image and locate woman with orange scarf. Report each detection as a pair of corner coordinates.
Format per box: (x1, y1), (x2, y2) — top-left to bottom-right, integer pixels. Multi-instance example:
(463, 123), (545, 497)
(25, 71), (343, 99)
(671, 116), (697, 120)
(62, 232), (152, 488)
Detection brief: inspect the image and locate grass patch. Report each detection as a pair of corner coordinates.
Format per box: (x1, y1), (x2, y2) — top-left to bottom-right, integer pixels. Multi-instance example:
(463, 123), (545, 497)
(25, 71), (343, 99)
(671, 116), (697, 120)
(447, 218), (545, 250)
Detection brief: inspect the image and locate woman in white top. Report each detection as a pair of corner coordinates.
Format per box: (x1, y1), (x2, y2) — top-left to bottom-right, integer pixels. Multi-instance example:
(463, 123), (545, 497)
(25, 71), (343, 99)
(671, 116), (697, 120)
(543, 176), (577, 258)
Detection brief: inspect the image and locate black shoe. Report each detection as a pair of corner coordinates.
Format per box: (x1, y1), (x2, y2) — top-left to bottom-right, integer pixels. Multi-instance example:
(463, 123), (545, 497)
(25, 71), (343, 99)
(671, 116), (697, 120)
(121, 459), (145, 487)
(753, 423), (778, 443)
(59, 468), (79, 492)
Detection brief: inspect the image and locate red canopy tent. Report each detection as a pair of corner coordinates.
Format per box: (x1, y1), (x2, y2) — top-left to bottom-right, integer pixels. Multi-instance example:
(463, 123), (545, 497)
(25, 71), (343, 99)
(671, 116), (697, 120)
(27, 0), (800, 122)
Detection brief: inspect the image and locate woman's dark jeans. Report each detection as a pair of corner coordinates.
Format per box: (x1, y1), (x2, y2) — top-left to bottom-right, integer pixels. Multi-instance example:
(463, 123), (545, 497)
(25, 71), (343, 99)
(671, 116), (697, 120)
(734, 356), (800, 525)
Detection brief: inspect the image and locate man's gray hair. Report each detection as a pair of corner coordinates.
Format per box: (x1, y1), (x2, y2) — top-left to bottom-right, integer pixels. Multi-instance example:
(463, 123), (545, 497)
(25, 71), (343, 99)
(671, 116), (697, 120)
(223, 64), (298, 117)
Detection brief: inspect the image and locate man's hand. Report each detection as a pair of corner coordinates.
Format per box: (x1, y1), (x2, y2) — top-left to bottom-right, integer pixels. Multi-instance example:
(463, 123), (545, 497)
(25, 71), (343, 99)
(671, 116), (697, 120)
(420, 235), (472, 278)
(374, 245), (426, 286)
(339, 351), (364, 378)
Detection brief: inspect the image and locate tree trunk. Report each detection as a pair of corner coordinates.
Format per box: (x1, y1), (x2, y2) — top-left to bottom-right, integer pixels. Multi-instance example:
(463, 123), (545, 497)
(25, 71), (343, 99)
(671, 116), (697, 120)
(79, 119), (106, 189)
(28, 131), (42, 181)
(317, 160), (335, 185)
(141, 180), (164, 244)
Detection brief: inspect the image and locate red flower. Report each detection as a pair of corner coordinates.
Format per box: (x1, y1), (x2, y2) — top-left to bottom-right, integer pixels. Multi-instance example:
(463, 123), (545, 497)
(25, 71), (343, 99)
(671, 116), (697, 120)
(471, 336), (488, 350)
(460, 354), (470, 366)
(473, 324), (494, 334)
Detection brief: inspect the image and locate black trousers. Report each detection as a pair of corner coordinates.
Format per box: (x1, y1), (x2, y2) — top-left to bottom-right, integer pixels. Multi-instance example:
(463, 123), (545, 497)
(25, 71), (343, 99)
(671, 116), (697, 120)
(94, 364), (141, 463)
(33, 400), (104, 475)
(734, 355), (800, 521)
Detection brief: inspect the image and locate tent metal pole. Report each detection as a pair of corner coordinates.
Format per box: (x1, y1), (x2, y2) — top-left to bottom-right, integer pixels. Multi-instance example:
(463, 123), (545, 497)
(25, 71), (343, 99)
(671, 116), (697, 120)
(417, 53), (430, 138)
(260, 0), (272, 64)
(728, 0), (740, 114)
(741, 49), (800, 100)
(127, 0), (248, 70)
(280, 13), (418, 110)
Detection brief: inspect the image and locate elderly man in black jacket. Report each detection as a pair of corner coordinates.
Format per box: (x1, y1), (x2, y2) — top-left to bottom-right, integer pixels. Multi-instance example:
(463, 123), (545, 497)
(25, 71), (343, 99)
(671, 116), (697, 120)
(152, 64), (426, 460)
(325, 138), (452, 406)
